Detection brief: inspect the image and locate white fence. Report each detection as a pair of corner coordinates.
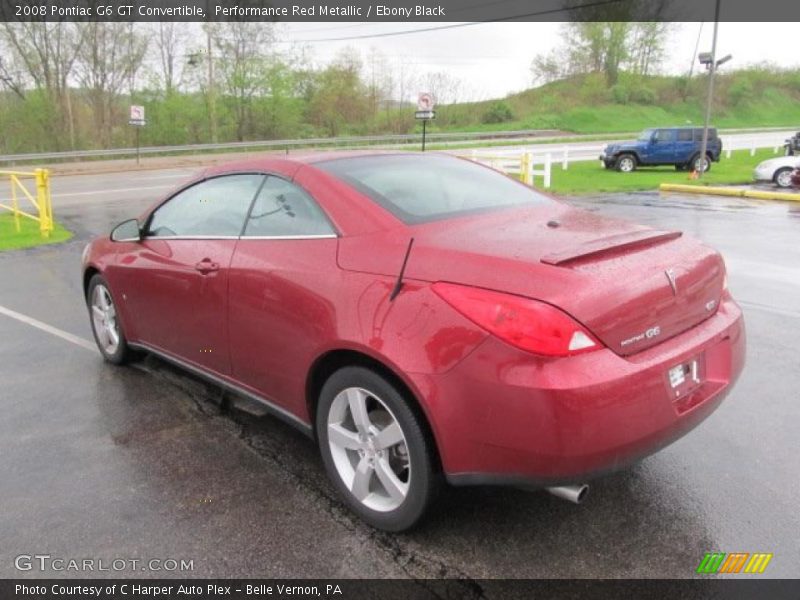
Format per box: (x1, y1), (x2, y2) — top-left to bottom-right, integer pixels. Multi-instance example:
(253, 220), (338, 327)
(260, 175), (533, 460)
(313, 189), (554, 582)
(466, 150), (553, 188)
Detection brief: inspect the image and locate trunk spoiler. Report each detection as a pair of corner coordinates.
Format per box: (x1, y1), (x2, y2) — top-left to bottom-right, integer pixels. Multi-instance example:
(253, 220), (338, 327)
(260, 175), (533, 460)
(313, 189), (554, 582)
(541, 230), (682, 266)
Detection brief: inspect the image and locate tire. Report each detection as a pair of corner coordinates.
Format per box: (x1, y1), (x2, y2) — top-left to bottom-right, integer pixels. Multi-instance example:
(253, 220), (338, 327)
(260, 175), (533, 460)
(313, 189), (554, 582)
(316, 366), (439, 532)
(691, 153), (711, 173)
(774, 167), (793, 188)
(614, 154), (637, 172)
(87, 274), (132, 364)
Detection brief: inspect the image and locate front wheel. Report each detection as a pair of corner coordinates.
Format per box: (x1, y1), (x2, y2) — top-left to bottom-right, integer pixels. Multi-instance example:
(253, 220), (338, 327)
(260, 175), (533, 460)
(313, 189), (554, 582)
(87, 274), (132, 364)
(316, 367), (439, 531)
(615, 154), (637, 172)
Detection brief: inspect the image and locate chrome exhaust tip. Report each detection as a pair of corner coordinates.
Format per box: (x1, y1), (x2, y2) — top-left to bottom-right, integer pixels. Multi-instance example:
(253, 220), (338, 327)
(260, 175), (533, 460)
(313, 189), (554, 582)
(545, 484), (589, 504)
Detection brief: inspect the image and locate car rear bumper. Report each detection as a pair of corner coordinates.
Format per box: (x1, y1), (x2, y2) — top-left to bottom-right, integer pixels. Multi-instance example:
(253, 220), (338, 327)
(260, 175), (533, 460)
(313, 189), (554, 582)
(414, 293), (745, 487)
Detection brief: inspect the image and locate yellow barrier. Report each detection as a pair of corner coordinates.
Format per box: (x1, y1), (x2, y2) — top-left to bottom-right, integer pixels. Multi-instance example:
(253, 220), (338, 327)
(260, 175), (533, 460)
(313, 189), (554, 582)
(660, 183), (800, 202)
(0, 169), (53, 237)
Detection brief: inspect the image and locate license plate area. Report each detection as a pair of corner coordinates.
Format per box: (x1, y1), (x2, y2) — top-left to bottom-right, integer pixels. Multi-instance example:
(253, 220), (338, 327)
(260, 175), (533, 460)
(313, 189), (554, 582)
(667, 355), (704, 400)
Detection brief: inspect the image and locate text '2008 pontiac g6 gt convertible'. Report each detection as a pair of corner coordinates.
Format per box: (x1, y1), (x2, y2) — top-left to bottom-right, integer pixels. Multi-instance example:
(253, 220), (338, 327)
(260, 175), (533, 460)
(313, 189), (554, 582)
(82, 153), (745, 531)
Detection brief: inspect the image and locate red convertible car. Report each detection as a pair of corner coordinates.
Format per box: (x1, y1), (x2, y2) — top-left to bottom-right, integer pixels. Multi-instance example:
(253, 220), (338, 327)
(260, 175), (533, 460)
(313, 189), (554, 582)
(82, 153), (745, 531)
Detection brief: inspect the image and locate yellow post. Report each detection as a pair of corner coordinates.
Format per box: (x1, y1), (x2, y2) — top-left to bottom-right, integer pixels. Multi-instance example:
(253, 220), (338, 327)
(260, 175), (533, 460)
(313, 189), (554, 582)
(35, 168), (52, 237)
(519, 152), (531, 185)
(10, 175), (21, 233)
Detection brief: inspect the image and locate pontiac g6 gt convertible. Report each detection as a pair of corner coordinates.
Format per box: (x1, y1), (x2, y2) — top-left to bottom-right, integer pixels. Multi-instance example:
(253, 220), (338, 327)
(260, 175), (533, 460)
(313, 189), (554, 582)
(82, 153), (745, 531)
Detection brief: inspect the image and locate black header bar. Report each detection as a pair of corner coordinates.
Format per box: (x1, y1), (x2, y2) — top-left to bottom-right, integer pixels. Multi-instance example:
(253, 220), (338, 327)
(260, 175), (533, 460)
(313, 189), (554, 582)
(2, 0), (800, 22)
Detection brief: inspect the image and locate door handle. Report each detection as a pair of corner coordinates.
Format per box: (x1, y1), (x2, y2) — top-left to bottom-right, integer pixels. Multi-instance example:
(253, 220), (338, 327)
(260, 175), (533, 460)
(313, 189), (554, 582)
(194, 259), (220, 274)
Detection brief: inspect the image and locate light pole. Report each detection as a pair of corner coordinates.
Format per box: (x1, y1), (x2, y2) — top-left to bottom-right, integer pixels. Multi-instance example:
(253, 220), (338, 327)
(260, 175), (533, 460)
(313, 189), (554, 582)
(697, 0), (732, 178)
(187, 30), (218, 145)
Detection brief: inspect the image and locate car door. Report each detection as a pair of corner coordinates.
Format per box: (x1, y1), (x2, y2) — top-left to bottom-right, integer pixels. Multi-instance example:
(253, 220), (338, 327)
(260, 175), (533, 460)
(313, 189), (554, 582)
(227, 175), (339, 415)
(113, 173), (264, 375)
(650, 129), (677, 163)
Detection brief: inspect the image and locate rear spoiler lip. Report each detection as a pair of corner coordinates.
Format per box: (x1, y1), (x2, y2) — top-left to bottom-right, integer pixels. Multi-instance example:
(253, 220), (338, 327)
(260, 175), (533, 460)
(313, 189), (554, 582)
(541, 230), (683, 266)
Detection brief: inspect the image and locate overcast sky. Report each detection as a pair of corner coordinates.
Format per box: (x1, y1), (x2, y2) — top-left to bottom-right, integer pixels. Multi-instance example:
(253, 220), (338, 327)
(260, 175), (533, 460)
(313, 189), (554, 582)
(279, 22), (800, 101)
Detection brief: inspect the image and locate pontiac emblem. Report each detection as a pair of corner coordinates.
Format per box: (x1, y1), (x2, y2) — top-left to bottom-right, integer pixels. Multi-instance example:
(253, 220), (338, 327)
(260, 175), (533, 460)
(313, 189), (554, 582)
(665, 268), (678, 296)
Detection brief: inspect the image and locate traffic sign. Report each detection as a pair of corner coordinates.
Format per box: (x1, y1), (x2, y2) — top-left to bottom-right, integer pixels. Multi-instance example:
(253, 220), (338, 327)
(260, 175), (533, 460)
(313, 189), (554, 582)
(417, 92), (435, 111)
(129, 105), (146, 126)
(415, 110), (436, 120)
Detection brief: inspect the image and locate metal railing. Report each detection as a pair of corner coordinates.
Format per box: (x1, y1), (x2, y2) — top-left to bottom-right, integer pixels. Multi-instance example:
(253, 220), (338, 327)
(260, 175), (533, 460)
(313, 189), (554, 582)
(0, 169), (53, 237)
(1, 126), (794, 165)
(0, 129), (563, 164)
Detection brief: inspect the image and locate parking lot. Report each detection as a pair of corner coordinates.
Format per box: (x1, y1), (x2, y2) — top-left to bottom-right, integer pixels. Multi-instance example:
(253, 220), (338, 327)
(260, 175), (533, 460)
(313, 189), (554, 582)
(1, 168), (798, 582)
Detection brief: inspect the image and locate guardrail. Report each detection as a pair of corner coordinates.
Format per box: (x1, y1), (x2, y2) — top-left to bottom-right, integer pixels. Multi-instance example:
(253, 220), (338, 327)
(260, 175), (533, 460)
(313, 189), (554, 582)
(0, 169), (53, 236)
(1, 126), (795, 165)
(0, 129), (565, 164)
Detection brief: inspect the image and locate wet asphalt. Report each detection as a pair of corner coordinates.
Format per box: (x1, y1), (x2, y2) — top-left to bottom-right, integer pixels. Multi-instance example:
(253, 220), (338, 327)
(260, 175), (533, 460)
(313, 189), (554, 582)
(0, 168), (798, 583)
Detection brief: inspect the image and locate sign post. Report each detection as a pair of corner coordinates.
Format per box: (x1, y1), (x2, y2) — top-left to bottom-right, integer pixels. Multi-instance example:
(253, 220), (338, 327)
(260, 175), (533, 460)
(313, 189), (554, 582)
(415, 93), (436, 152)
(129, 105), (146, 165)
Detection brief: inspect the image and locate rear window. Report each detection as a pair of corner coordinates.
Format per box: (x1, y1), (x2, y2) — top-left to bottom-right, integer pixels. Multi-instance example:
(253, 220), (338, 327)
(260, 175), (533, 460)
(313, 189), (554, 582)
(677, 129), (693, 141)
(317, 154), (552, 224)
(693, 128), (718, 140)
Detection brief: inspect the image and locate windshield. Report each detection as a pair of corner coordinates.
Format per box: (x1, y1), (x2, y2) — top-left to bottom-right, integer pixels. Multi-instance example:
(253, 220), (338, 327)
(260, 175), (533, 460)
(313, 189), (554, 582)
(638, 129), (655, 141)
(316, 154), (552, 225)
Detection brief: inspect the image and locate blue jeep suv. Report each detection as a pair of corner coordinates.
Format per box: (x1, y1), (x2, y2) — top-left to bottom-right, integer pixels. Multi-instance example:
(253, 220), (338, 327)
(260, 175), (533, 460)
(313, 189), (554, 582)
(600, 127), (723, 172)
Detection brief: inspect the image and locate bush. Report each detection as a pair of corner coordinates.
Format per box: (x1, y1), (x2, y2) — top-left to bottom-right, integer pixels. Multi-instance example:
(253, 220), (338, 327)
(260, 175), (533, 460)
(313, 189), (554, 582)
(631, 86), (657, 104)
(611, 83), (631, 104)
(728, 78), (754, 106)
(482, 101), (514, 124)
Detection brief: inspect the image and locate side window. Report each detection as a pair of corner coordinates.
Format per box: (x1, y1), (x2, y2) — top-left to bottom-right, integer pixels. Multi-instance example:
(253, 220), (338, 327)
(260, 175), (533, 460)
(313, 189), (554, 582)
(654, 129), (675, 142)
(147, 174), (264, 237)
(242, 176), (335, 237)
(677, 129), (693, 141)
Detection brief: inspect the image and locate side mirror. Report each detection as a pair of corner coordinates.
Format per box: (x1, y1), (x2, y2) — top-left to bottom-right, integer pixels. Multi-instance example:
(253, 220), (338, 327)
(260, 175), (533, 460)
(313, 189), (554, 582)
(110, 218), (141, 242)
(651, 134), (659, 143)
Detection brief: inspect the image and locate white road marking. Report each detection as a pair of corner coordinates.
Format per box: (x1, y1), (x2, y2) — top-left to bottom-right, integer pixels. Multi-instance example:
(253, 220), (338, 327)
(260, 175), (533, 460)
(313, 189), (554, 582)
(142, 172), (196, 180)
(0, 184), (176, 206)
(0, 303), (96, 351)
(49, 184), (176, 198)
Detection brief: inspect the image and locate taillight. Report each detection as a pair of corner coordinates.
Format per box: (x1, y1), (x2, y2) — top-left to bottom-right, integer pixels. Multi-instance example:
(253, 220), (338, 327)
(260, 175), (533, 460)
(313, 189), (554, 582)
(432, 282), (602, 357)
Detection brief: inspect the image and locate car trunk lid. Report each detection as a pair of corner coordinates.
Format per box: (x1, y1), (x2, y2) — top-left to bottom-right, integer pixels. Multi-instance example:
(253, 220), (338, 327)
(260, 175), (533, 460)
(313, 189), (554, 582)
(338, 205), (725, 356)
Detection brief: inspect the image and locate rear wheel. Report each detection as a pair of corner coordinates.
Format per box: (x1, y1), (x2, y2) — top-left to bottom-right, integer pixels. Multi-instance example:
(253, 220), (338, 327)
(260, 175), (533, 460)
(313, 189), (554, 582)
(774, 167), (793, 188)
(87, 274), (132, 364)
(316, 366), (439, 531)
(691, 153), (711, 173)
(615, 154), (637, 172)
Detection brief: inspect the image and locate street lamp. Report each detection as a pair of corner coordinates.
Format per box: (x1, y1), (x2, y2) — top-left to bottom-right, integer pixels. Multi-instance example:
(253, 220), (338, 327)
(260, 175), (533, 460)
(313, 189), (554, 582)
(697, 0), (732, 179)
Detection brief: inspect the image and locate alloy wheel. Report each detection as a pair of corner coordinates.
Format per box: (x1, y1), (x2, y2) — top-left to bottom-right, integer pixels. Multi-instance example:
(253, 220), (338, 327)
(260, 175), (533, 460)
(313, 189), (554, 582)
(91, 284), (120, 355)
(327, 387), (410, 512)
(619, 157), (635, 172)
(776, 169), (793, 188)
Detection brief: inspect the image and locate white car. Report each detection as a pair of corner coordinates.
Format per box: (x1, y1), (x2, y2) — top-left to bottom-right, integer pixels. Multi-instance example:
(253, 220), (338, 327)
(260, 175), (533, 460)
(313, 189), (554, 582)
(753, 156), (800, 188)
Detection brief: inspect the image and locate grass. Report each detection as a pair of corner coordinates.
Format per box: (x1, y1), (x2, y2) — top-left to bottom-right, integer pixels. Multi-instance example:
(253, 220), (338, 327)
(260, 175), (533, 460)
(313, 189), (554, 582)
(0, 213), (73, 251)
(546, 148), (777, 195)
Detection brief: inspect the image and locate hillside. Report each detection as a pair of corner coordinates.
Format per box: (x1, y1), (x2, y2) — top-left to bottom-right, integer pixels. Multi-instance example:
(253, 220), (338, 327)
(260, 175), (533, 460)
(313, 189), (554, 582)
(431, 69), (800, 134)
